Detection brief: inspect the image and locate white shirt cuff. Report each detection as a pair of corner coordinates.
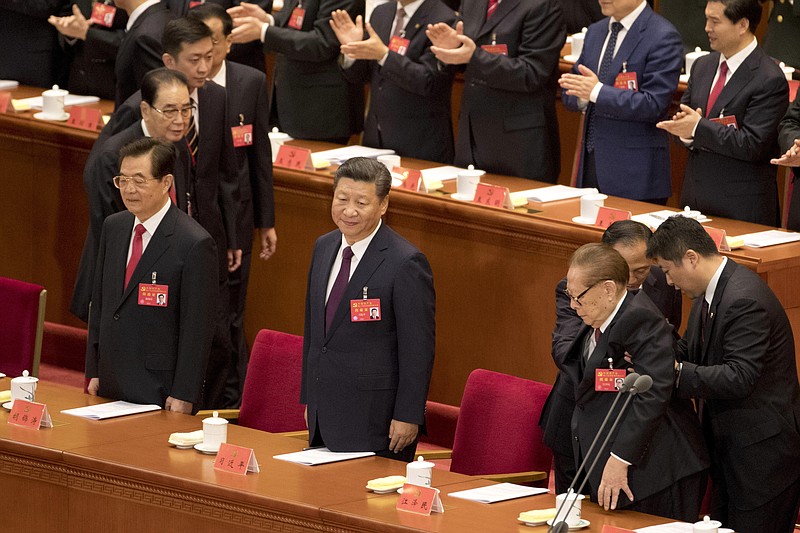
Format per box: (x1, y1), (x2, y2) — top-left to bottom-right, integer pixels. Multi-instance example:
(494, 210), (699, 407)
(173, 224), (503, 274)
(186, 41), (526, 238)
(610, 452), (632, 466)
(377, 52), (389, 66)
(589, 82), (603, 103)
(341, 55), (356, 69)
(260, 21), (270, 42)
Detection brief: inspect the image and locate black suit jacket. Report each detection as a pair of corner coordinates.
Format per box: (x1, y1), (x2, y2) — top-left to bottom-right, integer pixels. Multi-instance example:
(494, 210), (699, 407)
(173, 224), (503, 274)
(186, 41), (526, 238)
(561, 292), (708, 506)
(86, 204), (217, 406)
(113, 2), (171, 108)
(301, 223), (435, 452)
(778, 90), (800, 230)
(560, 0), (601, 34)
(455, 0), (564, 180)
(680, 46), (789, 226)
(676, 259), (800, 511)
(0, 0), (67, 88)
(224, 61), (275, 252)
(340, 0), (456, 163)
(263, 0), (364, 140)
(764, 0), (800, 70)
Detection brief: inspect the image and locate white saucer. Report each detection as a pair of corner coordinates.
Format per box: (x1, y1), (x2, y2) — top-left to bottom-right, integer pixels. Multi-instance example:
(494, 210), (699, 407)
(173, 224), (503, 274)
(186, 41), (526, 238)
(450, 192), (475, 202)
(546, 519), (590, 530)
(366, 484), (405, 494)
(169, 442), (197, 449)
(563, 54), (580, 63)
(572, 215), (597, 225)
(34, 111), (69, 122)
(2, 401), (13, 410)
(194, 442), (220, 454)
(518, 518), (548, 526)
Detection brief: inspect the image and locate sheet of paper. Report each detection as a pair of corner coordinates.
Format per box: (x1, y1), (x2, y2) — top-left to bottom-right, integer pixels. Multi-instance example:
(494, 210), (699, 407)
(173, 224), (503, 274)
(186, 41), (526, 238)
(632, 210), (710, 229)
(272, 447), (375, 465)
(420, 166), (465, 183)
(737, 230), (800, 248)
(15, 94), (101, 109)
(447, 483), (548, 503)
(635, 523), (733, 533)
(0, 80), (19, 91)
(61, 400), (161, 420)
(310, 145), (395, 163)
(523, 185), (598, 203)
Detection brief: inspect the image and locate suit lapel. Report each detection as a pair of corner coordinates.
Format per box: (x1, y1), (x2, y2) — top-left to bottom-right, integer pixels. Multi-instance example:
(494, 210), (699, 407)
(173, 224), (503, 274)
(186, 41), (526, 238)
(403, 1), (429, 41)
(109, 214), (134, 306)
(314, 234), (341, 340)
(464, 0), (488, 40)
(695, 52), (720, 113)
(476, 0), (520, 40)
(708, 47), (758, 118)
(276, 0), (299, 26)
(701, 261), (735, 363)
(608, 7), (650, 82)
(374, 5), (394, 43)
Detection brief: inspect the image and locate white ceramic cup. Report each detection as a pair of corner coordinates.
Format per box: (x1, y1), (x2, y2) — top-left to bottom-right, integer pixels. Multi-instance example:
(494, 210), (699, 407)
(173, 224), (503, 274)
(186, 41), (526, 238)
(10, 370), (38, 403)
(579, 193), (607, 221)
(268, 127), (290, 162)
(554, 492), (584, 526)
(377, 155), (401, 173)
(780, 62), (795, 81)
(406, 457), (435, 487)
(693, 515), (722, 533)
(202, 411), (228, 450)
(457, 165), (484, 198)
(570, 31), (585, 58)
(42, 85), (68, 118)
(685, 47), (710, 76)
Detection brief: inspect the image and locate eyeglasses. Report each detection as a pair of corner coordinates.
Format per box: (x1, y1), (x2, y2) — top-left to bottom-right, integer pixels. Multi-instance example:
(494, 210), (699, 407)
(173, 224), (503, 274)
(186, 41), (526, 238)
(113, 175), (161, 189)
(149, 104), (195, 120)
(563, 280), (604, 306)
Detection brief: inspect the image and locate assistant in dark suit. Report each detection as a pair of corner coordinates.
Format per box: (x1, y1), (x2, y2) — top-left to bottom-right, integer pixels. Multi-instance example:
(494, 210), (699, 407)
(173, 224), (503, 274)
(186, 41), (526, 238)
(648, 216), (800, 533)
(559, 243), (707, 520)
(657, 0), (708, 54)
(429, 0), (564, 181)
(302, 158), (435, 462)
(87, 138), (217, 411)
(337, 0), (457, 163)
(561, 0), (602, 34)
(776, 90), (800, 230)
(561, 1), (682, 202)
(764, 0), (800, 70)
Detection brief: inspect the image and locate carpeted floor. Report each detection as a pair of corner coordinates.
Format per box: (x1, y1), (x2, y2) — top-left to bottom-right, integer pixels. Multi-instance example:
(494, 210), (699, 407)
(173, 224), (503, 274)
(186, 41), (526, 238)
(38, 363), (85, 390)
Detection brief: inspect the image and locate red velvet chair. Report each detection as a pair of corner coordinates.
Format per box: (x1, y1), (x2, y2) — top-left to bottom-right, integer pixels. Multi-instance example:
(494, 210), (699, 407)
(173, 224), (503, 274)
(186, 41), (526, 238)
(416, 400), (459, 460)
(0, 277), (46, 378)
(435, 369), (553, 485)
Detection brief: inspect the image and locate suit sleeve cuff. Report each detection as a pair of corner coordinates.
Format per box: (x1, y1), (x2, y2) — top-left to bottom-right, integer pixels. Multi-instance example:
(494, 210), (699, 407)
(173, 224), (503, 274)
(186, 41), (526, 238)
(610, 452), (632, 466)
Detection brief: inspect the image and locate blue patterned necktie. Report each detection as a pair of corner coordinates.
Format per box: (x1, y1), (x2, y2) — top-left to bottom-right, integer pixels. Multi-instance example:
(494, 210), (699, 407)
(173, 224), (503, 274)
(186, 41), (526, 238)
(586, 21), (623, 153)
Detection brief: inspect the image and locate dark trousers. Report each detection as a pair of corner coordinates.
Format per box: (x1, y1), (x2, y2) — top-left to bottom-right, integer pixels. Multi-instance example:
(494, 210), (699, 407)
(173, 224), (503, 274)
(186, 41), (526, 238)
(311, 419), (418, 463)
(224, 246), (253, 408)
(553, 450), (578, 495)
(711, 470), (800, 533)
(583, 149), (668, 205)
(630, 469), (707, 523)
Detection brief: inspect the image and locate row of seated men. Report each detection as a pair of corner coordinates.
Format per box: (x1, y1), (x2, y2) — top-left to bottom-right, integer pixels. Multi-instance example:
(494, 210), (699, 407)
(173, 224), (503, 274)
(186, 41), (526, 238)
(5, 0), (800, 226)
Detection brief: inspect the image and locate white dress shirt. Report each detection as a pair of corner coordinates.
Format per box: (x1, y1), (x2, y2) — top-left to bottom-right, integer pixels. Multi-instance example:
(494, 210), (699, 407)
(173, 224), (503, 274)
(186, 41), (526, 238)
(325, 220), (382, 303)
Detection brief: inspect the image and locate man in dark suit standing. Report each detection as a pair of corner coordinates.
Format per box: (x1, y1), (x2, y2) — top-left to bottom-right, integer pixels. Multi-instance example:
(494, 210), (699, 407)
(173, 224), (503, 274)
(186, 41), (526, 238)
(560, 0), (682, 204)
(559, 243), (707, 520)
(87, 138), (217, 413)
(658, 0), (709, 53)
(648, 216), (800, 533)
(302, 157), (435, 462)
(772, 91), (800, 230)
(426, 0), (564, 181)
(188, 3), (277, 406)
(227, 0), (364, 144)
(330, 0), (457, 163)
(541, 220), (683, 494)
(764, 0), (800, 71)
(561, 0), (602, 34)
(657, 0), (789, 226)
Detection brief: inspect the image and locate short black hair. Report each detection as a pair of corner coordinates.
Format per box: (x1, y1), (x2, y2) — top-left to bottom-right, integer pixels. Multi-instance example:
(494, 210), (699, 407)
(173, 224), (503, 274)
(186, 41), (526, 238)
(711, 0), (762, 31)
(333, 157), (391, 199)
(646, 216), (719, 263)
(118, 137), (177, 180)
(187, 2), (233, 35)
(601, 220), (652, 248)
(140, 68), (189, 106)
(162, 16), (213, 58)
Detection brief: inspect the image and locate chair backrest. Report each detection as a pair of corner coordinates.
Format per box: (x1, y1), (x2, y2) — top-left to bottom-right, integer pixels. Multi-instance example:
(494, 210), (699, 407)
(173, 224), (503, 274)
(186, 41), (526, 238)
(42, 321), (88, 372)
(419, 400), (459, 449)
(450, 369), (553, 478)
(237, 328), (306, 433)
(0, 277), (46, 377)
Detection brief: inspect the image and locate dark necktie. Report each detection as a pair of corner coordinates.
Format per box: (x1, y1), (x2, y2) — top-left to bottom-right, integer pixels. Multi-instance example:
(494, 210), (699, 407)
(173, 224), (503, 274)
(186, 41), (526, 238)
(185, 114), (198, 166)
(706, 61), (728, 117)
(585, 21), (623, 153)
(391, 6), (406, 37)
(486, 0), (499, 19)
(125, 224), (146, 289)
(325, 246), (354, 333)
(700, 297), (709, 343)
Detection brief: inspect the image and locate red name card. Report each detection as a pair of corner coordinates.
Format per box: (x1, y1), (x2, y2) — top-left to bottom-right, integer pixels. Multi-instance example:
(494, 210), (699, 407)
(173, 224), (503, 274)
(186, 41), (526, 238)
(473, 183), (513, 209)
(595, 206), (632, 228)
(0, 92), (11, 113)
(67, 106), (102, 131)
(214, 443), (259, 475)
(393, 166), (423, 192)
(396, 484), (444, 515)
(90, 2), (117, 27)
(704, 226), (730, 252)
(8, 399), (52, 430)
(274, 145), (314, 170)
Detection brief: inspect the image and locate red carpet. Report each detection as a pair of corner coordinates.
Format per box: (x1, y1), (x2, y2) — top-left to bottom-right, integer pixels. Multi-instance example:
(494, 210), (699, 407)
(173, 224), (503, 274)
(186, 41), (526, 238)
(38, 363), (85, 390)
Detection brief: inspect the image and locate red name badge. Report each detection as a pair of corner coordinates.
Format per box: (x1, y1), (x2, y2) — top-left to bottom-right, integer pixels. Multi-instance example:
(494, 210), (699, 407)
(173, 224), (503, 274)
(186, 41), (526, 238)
(0, 91), (11, 113)
(396, 484), (444, 515)
(594, 206), (632, 228)
(480, 43), (508, 55)
(596, 369), (627, 392)
(214, 443), (260, 475)
(389, 36), (410, 55)
(710, 115), (738, 129)
(614, 71), (638, 91)
(90, 2), (117, 27)
(704, 226), (730, 252)
(8, 399), (53, 430)
(473, 183), (513, 209)
(274, 145), (314, 170)
(351, 298), (381, 321)
(288, 7), (305, 29)
(67, 106), (102, 131)
(138, 284), (169, 307)
(394, 166), (422, 191)
(231, 124), (253, 147)
(189, 0), (204, 7)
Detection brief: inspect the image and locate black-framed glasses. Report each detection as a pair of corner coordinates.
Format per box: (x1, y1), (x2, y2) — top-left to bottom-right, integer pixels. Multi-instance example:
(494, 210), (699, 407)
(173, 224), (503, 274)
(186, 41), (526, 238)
(563, 280), (604, 306)
(113, 175), (161, 189)
(150, 104), (195, 120)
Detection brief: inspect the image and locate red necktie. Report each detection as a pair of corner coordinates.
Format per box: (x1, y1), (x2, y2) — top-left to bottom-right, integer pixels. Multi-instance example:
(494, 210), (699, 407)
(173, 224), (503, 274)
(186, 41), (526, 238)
(124, 224), (146, 289)
(706, 61), (728, 118)
(169, 184), (177, 205)
(486, 0), (499, 19)
(325, 246), (354, 333)
(594, 328), (601, 343)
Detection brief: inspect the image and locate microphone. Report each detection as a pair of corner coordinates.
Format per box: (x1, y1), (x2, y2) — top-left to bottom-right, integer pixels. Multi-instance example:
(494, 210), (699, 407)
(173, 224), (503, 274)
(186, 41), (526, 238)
(547, 373), (640, 532)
